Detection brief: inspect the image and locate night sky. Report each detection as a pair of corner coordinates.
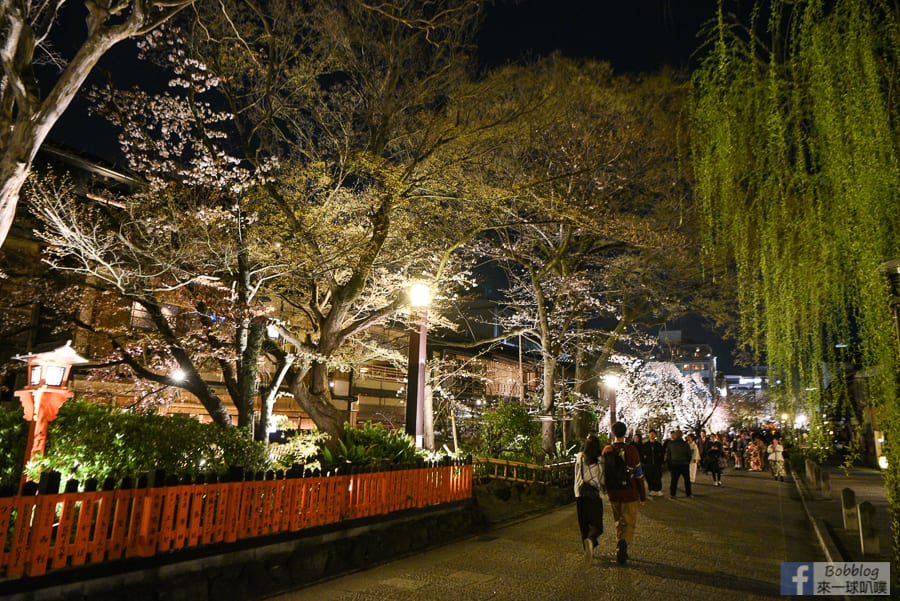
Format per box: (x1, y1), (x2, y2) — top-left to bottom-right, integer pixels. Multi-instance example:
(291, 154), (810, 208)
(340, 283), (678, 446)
(49, 1), (721, 160)
(477, 0), (719, 72)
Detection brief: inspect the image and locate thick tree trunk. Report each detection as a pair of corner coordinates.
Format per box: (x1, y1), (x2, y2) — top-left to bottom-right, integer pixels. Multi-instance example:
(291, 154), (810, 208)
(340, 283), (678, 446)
(255, 353), (295, 441)
(541, 352), (557, 456)
(573, 328), (598, 439)
(188, 382), (234, 429)
(287, 361), (345, 451)
(0, 159), (29, 246)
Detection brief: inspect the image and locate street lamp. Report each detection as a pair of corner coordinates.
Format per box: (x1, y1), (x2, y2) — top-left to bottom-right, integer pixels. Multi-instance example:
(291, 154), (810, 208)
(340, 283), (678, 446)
(405, 282), (430, 448)
(14, 341), (89, 494)
(602, 373), (621, 429)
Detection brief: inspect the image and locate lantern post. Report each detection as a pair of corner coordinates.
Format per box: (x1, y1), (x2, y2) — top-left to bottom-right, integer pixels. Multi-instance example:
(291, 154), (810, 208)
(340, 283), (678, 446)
(14, 341), (88, 494)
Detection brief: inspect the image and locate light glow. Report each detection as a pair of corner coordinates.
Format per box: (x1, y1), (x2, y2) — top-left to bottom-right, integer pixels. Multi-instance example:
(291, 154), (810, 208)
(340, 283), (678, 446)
(603, 374), (620, 389)
(410, 282), (431, 307)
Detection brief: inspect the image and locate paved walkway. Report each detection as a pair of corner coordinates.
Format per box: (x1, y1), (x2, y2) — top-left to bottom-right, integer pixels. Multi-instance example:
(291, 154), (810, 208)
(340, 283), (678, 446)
(267, 468), (832, 600)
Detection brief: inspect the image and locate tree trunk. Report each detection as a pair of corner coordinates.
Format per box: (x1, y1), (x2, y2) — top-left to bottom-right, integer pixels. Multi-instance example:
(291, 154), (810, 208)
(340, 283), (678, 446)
(255, 353), (295, 441)
(541, 352), (557, 456)
(287, 361), (345, 451)
(0, 159), (30, 247)
(573, 324), (598, 439)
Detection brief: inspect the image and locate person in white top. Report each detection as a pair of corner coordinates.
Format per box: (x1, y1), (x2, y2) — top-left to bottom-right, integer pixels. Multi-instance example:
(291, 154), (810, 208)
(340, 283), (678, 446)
(574, 433), (604, 560)
(766, 436), (786, 482)
(686, 433), (701, 483)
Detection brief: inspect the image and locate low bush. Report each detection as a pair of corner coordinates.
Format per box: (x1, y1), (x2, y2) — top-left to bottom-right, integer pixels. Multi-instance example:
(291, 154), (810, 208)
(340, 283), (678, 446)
(322, 422), (424, 468)
(27, 399), (269, 487)
(0, 405), (28, 492)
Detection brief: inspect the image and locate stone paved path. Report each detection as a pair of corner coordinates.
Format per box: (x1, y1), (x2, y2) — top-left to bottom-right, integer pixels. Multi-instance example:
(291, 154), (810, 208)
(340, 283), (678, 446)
(268, 469), (825, 600)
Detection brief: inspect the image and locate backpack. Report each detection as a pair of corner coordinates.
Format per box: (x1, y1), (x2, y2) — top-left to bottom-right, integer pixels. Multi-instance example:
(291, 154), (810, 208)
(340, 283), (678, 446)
(604, 446), (631, 490)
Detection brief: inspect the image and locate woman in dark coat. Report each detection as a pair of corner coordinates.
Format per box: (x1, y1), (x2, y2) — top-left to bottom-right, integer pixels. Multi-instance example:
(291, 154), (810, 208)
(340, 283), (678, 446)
(574, 434), (604, 559)
(703, 433), (725, 486)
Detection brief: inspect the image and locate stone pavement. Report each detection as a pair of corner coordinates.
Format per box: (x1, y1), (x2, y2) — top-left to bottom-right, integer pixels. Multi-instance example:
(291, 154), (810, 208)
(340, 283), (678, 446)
(266, 468), (833, 601)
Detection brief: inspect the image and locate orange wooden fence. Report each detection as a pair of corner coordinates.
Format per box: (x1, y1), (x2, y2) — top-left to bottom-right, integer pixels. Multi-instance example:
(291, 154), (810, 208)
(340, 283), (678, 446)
(0, 463), (472, 580)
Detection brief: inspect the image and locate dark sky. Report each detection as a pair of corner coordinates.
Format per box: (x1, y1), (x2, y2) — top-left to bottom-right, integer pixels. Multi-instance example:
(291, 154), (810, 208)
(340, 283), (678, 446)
(477, 0), (718, 73)
(49, 1), (721, 160)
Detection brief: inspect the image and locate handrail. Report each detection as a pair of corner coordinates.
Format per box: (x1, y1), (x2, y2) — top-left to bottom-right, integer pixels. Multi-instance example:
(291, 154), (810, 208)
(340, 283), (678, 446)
(473, 457), (575, 487)
(0, 463), (472, 580)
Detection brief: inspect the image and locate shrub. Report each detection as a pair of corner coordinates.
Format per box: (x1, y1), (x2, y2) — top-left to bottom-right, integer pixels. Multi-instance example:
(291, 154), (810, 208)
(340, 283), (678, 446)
(321, 422), (423, 467)
(469, 402), (540, 462)
(268, 430), (329, 472)
(0, 405), (28, 492)
(28, 399), (268, 486)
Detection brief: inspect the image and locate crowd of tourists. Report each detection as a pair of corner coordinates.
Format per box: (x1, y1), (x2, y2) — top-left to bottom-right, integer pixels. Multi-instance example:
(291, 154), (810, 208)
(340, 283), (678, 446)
(573, 422), (788, 565)
(637, 427), (790, 494)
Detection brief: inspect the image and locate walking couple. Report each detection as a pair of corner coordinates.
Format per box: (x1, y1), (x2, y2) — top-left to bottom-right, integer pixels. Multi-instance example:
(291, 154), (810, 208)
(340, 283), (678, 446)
(574, 421), (647, 565)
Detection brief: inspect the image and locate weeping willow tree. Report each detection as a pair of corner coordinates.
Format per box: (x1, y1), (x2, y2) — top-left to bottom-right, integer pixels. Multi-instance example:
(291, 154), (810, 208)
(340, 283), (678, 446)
(691, 0), (900, 562)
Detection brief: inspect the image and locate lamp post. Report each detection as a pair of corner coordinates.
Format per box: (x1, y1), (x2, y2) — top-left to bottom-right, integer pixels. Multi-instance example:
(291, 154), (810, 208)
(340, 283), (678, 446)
(405, 283), (430, 448)
(14, 341), (88, 494)
(602, 373), (621, 429)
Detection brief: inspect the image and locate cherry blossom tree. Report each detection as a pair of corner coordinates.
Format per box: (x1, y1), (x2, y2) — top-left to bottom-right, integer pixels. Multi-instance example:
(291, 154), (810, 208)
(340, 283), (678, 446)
(607, 356), (719, 435)
(0, 0), (194, 250)
(467, 56), (700, 455)
(29, 0), (501, 448)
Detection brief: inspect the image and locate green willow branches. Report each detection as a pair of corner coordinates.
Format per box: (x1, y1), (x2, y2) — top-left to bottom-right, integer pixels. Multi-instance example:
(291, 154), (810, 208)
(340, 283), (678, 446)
(691, 0), (900, 562)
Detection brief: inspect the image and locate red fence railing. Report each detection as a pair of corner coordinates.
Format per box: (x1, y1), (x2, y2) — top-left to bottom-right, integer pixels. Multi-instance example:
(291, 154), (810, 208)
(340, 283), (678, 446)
(0, 462), (472, 580)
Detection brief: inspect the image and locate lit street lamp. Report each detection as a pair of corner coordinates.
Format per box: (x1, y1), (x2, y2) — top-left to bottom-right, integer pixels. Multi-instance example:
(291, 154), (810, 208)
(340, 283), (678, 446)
(602, 373), (621, 429)
(14, 341), (88, 494)
(405, 283), (431, 448)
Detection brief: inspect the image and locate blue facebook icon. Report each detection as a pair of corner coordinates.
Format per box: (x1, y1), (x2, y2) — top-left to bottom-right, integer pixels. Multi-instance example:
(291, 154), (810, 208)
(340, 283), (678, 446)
(781, 562), (814, 595)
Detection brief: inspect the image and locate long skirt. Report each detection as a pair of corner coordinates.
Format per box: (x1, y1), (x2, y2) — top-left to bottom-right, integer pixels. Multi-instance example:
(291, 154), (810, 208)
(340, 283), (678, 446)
(770, 459), (785, 479)
(577, 495), (604, 545)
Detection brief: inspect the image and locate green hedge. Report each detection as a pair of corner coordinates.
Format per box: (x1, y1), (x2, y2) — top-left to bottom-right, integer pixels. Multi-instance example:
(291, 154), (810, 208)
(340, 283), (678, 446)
(0, 405), (28, 493)
(25, 399), (269, 487)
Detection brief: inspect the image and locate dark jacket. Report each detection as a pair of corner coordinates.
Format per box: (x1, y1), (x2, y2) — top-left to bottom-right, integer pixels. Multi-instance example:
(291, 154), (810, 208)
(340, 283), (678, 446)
(665, 437), (692, 466)
(639, 440), (665, 466)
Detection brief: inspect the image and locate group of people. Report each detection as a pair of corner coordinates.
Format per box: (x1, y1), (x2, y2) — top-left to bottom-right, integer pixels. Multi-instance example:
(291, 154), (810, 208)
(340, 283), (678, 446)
(573, 422), (787, 565)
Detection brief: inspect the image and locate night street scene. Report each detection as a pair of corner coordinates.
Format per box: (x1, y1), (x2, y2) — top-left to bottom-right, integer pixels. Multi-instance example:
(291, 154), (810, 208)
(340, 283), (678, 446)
(0, 1), (898, 599)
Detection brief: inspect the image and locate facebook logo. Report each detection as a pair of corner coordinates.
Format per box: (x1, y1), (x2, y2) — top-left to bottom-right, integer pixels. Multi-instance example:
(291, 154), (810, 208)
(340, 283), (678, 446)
(782, 562), (814, 595)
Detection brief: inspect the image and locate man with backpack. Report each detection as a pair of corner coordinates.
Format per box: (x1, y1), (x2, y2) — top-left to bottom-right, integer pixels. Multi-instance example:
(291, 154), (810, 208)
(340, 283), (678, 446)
(602, 421), (646, 565)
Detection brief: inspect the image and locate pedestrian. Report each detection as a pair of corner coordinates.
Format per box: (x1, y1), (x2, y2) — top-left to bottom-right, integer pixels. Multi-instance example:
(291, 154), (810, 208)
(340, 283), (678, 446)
(732, 431), (747, 470)
(767, 436), (786, 482)
(574, 434), (605, 560)
(640, 429), (665, 496)
(664, 430), (693, 498)
(697, 429), (708, 457)
(703, 433), (725, 486)
(686, 433), (701, 482)
(602, 421), (646, 565)
(748, 436), (764, 471)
